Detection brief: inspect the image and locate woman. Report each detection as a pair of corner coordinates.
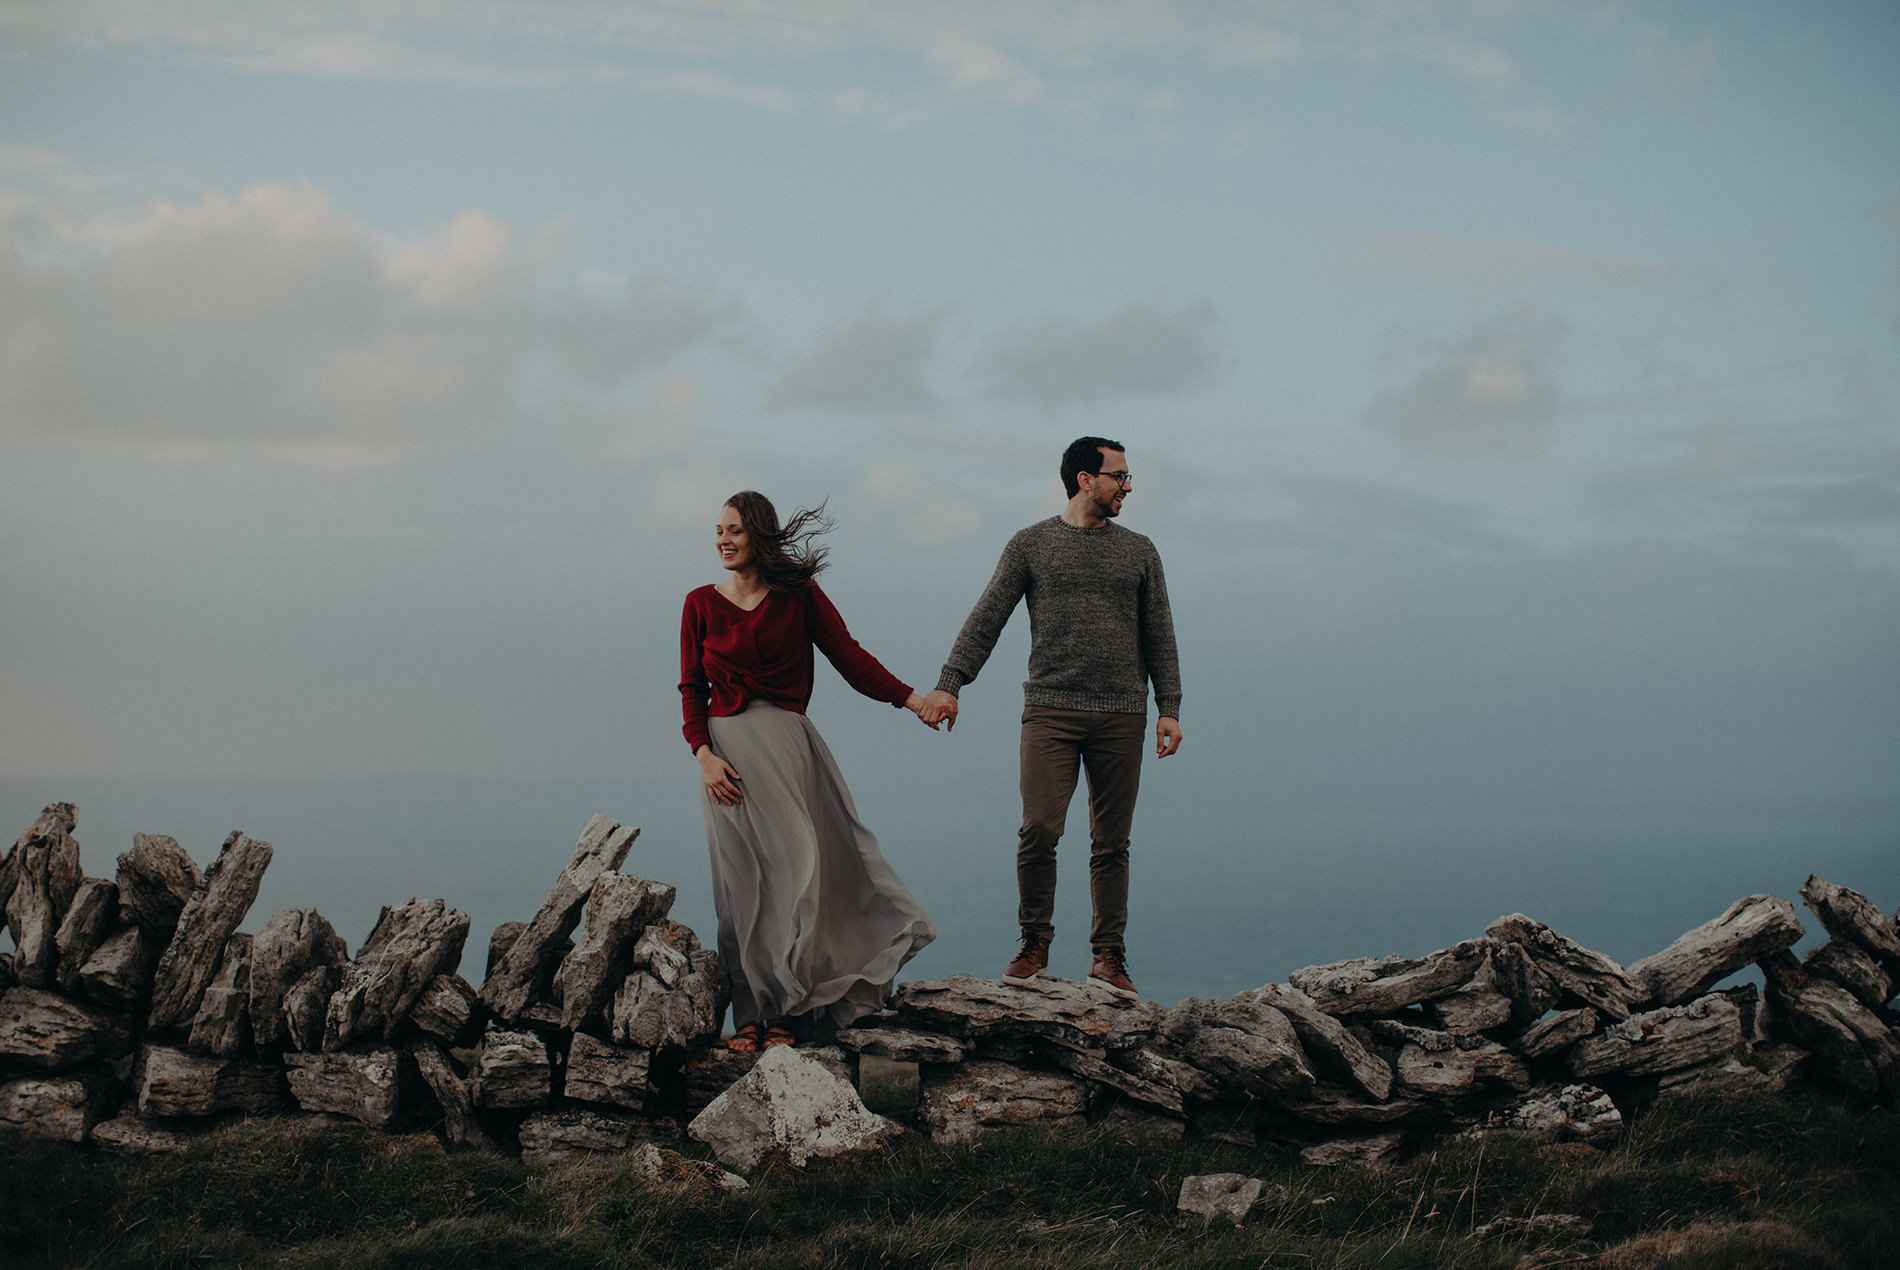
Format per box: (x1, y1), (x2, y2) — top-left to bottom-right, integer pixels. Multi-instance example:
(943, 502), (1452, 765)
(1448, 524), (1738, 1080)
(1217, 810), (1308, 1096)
(680, 491), (941, 1052)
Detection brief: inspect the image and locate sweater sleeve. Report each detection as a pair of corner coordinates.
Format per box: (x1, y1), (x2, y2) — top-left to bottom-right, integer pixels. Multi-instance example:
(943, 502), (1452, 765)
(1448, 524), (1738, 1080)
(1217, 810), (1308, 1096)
(936, 533), (1029, 695)
(679, 593), (714, 753)
(1139, 545), (1183, 720)
(805, 584), (913, 707)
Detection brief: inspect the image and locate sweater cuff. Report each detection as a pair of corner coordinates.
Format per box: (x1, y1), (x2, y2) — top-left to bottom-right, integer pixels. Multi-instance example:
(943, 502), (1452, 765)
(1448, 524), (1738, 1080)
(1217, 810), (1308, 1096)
(935, 669), (967, 696)
(1156, 697), (1181, 720)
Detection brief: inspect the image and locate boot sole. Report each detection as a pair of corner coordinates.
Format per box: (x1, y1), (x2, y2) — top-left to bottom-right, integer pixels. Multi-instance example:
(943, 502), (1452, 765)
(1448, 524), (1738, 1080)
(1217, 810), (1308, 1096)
(1088, 974), (1138, 1000)
(1002, 968), (1043, 983)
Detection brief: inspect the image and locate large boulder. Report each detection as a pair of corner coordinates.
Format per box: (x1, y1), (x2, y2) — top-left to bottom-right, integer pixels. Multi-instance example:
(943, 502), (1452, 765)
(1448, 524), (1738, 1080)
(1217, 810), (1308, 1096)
(0, 987), (134, 1071)
(325, 899), (469, 1050)
(890, 974), (1164, 1051)
(688, 1045), (901, 1171)
(1627, 895), (1804, 1007)
(148, 832), (273, 1031)
(4, 805), (84, 988)
(1287, 939), (1491, 1016)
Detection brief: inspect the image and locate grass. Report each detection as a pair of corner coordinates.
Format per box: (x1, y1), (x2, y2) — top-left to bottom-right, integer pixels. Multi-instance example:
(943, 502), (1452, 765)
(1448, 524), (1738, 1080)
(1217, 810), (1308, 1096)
(3, 1083), (1896, 1269)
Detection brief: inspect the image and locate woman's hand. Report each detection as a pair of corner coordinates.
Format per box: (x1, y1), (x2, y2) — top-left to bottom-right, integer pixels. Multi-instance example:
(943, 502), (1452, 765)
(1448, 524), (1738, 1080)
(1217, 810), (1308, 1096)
(906, 691), (952, 730)
(697, 745), (744, 804)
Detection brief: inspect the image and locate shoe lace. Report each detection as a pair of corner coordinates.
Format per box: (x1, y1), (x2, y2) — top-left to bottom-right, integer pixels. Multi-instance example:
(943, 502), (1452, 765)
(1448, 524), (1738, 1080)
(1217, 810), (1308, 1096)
(1095, 947), (1128, 977)
(1017, 930), (1048, 956)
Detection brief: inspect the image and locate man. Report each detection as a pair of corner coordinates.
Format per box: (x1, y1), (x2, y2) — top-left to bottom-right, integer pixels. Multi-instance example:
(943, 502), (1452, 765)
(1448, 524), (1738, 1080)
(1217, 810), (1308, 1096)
(922, 437), (1182, 1000)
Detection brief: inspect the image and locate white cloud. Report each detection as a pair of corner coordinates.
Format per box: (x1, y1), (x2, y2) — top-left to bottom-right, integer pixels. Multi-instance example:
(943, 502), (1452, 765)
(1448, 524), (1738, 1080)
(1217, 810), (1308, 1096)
(1361, 304), (1566, 458)
(970, 298), (1222, 411)
(767, 299), (953, 415)
(1330, 228), (1675, 299)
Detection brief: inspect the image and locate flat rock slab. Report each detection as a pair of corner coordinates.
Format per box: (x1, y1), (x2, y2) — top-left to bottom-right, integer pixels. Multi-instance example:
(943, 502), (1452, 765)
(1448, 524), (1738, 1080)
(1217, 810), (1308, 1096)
(1628, 894), (1804, 1007)
(136, 1043), (290, 1117)
(1510, 1008), (1598, 1061)
(1762, 952), (1900, 1099)
(1569, 995), (1744, 1081)
(91, 1110), (208, 1155)
(325, 898), (470, 1049)
(1458, 1083), (1622, 1144)
(188, 932), (253, 1057)
(520, 1107), (668, 1169)
(75, 926), (160, 1012)
(1034, 1039), (1186, 1116)
(1393, 1037), (1529, 1098)
(284, 1048), (410, 1127)
(148, 832), (273, 1031)
(0, 1065), (122, 1142)
(629, 1143), (748, 1194)
(565, 1032), (652, 1111)
(1287, 938), (1491, 1016)
(1800, 875), (1900, 965)
(1486, 915), (1650, 1021)
(53, 878), (120, 994)
(1177, 1173), (1268, 1225)
(1300, 1130), (1406, 1168)
(0, 987), (134, 1071)
(689, 1045), (901, 1172)
(893, 974), (1165, 1051)
(1805, 941), (1893, 1010)
(1257, 983), (1393, 1101)
(834, 1021), (974, 1064)
(480, 815), (638, 1023)
(918, 1057), (1085, 1145)
(470, 1029), (551, 1109)
(1164, 996), (1316, 1098)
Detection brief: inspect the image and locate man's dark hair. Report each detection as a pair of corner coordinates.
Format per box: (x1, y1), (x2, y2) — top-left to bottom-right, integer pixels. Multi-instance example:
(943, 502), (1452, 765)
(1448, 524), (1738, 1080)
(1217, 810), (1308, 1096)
(1060, 436), (1125, 498)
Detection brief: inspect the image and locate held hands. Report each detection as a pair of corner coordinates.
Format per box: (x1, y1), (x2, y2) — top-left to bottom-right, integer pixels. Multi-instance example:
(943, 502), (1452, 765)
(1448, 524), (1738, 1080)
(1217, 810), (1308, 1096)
(696, 745), (744, 805)
(907, 690), (959, 731)
(1156, 716), (1183, 758)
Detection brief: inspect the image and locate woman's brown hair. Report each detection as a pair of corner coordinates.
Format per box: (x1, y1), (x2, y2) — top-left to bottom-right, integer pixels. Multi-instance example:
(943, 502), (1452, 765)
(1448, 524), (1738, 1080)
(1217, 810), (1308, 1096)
(725, 490), (833, 593)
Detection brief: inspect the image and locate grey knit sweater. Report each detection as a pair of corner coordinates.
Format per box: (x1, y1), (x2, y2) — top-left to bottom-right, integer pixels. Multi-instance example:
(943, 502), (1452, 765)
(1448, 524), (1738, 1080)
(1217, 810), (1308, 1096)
(936, 517), (1182, 718)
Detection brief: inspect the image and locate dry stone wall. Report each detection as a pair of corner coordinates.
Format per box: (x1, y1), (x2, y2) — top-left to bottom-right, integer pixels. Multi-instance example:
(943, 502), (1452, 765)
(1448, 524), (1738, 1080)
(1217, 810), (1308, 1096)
(2, 801), (1897, 1170)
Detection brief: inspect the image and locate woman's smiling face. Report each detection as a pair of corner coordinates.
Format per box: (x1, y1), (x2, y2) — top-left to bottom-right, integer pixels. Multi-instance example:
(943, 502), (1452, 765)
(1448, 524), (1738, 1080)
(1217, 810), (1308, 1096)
(715, 504), (751, 571)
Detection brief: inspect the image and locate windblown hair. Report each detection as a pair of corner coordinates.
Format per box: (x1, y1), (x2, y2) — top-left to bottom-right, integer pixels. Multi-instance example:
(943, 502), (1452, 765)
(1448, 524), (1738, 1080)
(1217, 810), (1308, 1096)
(1060, 435), (1125, 498)
(724, 490), (833, 593)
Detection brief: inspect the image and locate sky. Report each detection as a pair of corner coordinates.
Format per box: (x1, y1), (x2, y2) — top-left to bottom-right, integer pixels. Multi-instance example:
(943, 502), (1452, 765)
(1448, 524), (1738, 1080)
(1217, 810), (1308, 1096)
(2, 2), (1897, 994)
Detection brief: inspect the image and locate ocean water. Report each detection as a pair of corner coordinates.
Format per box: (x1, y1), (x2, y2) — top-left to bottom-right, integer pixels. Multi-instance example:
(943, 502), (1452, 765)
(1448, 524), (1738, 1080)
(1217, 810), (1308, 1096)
(5, 776), (1896, 1010)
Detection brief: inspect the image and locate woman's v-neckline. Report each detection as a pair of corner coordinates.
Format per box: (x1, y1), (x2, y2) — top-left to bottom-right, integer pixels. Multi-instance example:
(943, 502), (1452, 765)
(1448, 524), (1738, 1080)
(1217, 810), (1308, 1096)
(713, 584), (770, 614)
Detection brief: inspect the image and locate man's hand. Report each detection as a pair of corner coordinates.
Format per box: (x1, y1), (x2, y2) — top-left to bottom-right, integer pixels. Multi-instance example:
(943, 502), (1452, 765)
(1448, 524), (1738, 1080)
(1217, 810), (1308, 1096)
(920, 689), (960, 732)
(1156, 716), (1182, 758)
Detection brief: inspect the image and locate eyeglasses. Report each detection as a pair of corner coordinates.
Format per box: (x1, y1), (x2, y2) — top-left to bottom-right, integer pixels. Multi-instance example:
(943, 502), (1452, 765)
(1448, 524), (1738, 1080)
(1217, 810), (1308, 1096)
(1089, 469), (1133, 488)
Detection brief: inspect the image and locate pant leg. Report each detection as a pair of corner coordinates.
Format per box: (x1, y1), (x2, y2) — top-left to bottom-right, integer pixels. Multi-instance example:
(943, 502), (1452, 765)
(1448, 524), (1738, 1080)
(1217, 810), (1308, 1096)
(1017, 707), (1084, 937)
(1080, 712), (1147, 950)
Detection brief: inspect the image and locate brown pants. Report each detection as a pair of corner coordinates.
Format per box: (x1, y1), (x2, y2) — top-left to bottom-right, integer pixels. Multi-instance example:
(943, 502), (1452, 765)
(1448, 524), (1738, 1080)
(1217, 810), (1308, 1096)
(1017, 706), (1147, 950)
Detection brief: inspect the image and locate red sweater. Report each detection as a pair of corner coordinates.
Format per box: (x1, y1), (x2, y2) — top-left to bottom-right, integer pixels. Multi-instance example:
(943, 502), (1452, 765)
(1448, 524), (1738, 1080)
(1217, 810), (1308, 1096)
(679, 582), (914, 753)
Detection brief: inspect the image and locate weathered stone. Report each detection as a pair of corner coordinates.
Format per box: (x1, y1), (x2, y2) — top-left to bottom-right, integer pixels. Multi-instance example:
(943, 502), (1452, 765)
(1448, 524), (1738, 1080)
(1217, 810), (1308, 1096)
(834, 1022), (974, 1064)
(1568, 994), (1744, 1080)
(629, 922), (693, 989)
(520, 1106), (667, 1169)
(5, 807), (84, 988)
(919, 1058), (1086, 1145)
(1799, 875), (1900, 965)
(1034, 1039), (1185, 1116)
(1274, 1085), (1428, 1126)
(486, 921), (525, 978)
(557, 873), (676, 1030)
(1300, 1131), (1406, 1167)
(1163, 996), (1316, 1098)
(0, 1065), (122, 1142)
(891, 974), (1165, 1051)
(1627, 895), (1804, 1007)
(411, 1041), (493, 1150)
(1424, 954), (1516, 1035)
(1257, 983), (1394, 1100)
(1762, 951), (1900, 1098)
(148, 831), (273, 1031)
(326, 898), (470, 1049)
(1474, 1214), (1594, 1242)
(1509, 1008), (1598, 1060)
(1394, 1037), (1529, 1097)
(1458, 1083), (1622, 1144)
(1177, 1173), (1264, 1225)
(115, 833), (201, 935)
(566, 1032), (651, 1111)
(680, 1047), (759, 1114)
(54, 878), (120, 994)
(479, 815), (639, 1022)
(0, 987), (133, 1071)
(628, 1142), (749, 1193)
(612, 950), (727, 1050)
(408, 974), (482, 1047)
(90, 1110), (206, 1155)
(283, 1047), (410, 1127)
(249, 908), (349, 1049)
(1485, 915), (1650, 1020)
(1805, 940), (1893, 1010)
(135, 1043), (289, 1116)
(689, 1045), (901, 1170)
(187, 932), (253, 1057)
(283, 965), (342, 1053)
(1110, 1044), (1222, 1104)
(470, 1029), (551, 1108)
(1489, 940), (1561, 1021)
(1288, 939), (1491, 1015)
(75, 926), (161, 1011)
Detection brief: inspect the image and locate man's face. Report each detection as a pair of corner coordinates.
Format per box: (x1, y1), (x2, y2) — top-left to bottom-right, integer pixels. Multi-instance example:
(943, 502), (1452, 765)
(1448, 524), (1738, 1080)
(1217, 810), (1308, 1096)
(1080, 447), (1130, 518)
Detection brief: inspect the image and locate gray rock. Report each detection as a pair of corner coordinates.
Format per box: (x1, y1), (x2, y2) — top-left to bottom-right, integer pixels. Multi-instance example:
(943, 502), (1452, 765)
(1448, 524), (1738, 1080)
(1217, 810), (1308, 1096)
(0, 1065), (122, 1142)
(556, 873), (676, 1031)
(53, 878), (120, 994)
(1177, 1173), (1264, 1224)
(1300, 1130), (1406, 1167)
(249, 908), (349, 1049)
(1393, 1037), (1529, 1097)
(411, 1041), (493, 1149)
(680, 1047), (760, 1114)
(1033, 1039), (1186, 1116)
(1163, 996), (1316, 1098)
(135, 1043), (289, 1116)
(519, 1106), (666, 1168)
(1627, 894), (1804, 1007)
(1257, 983), (1394, 1100)
(919, 1058), (1086, 1145)
(1489, 940), (1561, 1021)
(1423, 955), (1517, 1035)
(689, 1045), (902, 1170)
(1287, 938), (1491, 1015)
(629, 922), (693, 989)
(1805, 940), (1893, 1010)
(408, 974), (482, 1047)
(0, 986), (134, 1071)
(565, 1032), (651, 1111)
(4, 806), (84, 988)
(470, 1029), (551, 1108)
(91, 1110), (207, 1155)
(479, 815), (638, 1022)
(186, 932), (253, 1057)
(74, 927), (161, 1011)
(1762, 950), (1900, 1098)
(627, 1142), (749, 1192)
(1508, 1008), (1597, 1060)
(283, 1047), (410, 1127)
(148, 832), (273, 1031)
(1485, 915), (1650, 1020)
(611, 949), (726, 1050)
(283, 965), (342, 1053)
(1457, 1083), (1621, 1144)
(1568, 994), (1744, 1081)
(1274, 1084), (1428, 1126)
(115, 833), (201, 936)
(326, 898), (470, 1050)
(834, 1022), (974, 1064)
(891, 973), (1165, 1051)
(1799, 875), (1900, 966)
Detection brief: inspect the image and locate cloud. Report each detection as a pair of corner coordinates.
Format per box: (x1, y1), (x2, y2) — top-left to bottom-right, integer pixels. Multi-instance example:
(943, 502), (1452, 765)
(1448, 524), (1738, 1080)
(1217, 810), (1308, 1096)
(767, 299), (952, 414)
(0, 182), (737, 465)
(1362, 304), (1566, 458)
(855, 463), (980, 544)
(1330, 228), (1675, 299)
(969, 298), (1222, 411)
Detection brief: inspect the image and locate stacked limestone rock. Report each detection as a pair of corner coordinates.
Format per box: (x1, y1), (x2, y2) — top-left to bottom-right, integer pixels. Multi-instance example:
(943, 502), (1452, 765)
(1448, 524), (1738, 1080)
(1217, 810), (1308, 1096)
(835, 888), (1900, 1163)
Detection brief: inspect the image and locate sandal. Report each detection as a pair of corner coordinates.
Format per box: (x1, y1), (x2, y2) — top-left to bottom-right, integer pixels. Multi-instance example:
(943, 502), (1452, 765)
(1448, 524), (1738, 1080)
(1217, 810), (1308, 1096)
(726, 1022), (762, 1053)
(762, 1017), (796, 1049)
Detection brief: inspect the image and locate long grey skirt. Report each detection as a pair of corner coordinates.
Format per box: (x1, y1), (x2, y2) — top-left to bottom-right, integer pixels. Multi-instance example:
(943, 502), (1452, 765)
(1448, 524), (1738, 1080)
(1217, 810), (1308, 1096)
(701, 698), (936, 1028)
